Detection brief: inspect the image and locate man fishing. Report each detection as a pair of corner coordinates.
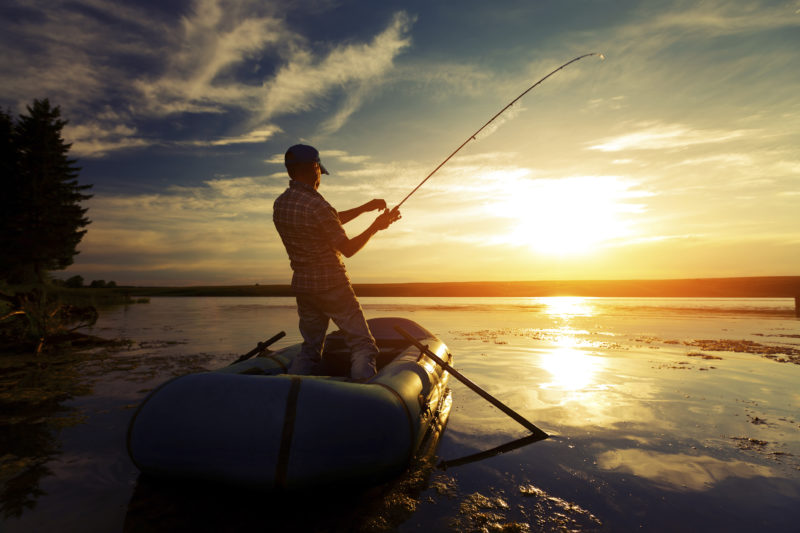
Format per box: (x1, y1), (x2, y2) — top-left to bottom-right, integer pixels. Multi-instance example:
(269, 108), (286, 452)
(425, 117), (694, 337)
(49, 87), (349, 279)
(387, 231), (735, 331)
(273, 144), (401, 380)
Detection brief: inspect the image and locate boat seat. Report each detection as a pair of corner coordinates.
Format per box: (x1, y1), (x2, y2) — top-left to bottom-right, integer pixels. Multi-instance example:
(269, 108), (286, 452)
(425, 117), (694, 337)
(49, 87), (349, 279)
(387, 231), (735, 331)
(318, 338), (409, 377)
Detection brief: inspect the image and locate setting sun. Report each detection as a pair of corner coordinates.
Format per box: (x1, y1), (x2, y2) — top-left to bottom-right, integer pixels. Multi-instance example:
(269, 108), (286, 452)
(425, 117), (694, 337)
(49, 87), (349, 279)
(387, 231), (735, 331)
(489, 176), (644, 256)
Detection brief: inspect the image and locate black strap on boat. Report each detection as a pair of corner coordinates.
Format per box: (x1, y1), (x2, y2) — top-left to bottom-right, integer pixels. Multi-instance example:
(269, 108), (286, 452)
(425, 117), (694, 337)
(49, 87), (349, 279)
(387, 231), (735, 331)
(275, 376), (302, 489)
(374, 382), (415, 464)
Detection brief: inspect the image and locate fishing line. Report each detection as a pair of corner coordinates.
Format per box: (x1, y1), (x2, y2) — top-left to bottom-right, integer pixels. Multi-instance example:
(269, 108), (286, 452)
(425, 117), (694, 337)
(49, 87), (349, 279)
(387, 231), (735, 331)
(392, 52), (605, 211)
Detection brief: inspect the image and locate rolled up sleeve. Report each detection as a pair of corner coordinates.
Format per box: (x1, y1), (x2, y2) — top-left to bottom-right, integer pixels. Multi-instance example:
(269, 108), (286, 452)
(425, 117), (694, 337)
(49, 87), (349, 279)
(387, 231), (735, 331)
(315, 205), (348, 251)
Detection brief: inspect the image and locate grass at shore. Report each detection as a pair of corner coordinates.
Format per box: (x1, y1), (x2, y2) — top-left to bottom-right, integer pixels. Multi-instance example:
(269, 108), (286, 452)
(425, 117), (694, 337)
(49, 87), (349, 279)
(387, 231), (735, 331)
(1, 285), (148, 310)
(0, 285), (143, 356)
(123, 276), (800, 298)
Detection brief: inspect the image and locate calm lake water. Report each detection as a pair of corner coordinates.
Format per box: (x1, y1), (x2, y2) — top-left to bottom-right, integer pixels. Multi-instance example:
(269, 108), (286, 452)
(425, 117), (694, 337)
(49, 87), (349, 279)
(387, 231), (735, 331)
(2, 297), (799, 532)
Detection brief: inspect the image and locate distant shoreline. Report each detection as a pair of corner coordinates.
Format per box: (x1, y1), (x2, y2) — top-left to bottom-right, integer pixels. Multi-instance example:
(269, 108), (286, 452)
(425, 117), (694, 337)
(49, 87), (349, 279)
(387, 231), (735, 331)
(124, 276), (800, 298)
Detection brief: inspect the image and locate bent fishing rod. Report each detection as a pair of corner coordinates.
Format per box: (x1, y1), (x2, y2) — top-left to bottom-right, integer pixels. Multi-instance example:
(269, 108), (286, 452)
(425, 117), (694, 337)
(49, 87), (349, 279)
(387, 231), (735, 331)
(392, 52), (604, 211)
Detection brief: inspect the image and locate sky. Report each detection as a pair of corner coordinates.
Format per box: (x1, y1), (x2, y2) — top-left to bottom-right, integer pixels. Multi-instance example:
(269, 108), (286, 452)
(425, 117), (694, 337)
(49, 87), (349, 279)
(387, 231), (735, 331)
(2, 0), (799, 286)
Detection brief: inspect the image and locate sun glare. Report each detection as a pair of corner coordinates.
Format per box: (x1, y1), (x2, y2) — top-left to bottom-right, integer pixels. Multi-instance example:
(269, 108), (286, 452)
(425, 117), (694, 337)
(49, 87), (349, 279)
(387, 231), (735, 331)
(541, 343), (602, 391)
(491, 176), (642, 255)
(543, 296), (593, 317)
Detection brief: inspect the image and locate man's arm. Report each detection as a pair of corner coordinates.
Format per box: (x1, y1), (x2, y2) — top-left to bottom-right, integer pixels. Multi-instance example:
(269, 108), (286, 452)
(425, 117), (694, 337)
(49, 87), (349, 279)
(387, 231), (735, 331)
(337, 208), (401, 258)
(337, 199), (387, 224)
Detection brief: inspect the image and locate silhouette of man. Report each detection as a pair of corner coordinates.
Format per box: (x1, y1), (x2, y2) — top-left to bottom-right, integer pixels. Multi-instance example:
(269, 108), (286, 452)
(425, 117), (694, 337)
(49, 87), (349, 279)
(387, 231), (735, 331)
(273, 144), (401, 379)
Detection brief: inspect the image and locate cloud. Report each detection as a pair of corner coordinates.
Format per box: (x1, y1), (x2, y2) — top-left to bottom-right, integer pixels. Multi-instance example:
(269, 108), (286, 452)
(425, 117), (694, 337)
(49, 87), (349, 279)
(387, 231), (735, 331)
(136, 1), (297, 117)
(264, 153), (285, 165)
(186, 127), (282, 147)
(607, 1), (800, 58)
(0, 0), (170, 111)
(669, 153), (755, 168)
(322, 150), (372, 164)
(320, 83), (376, 135)
(588, 123), (754, 152)
(65, 122), (152, 158)
(259, 11), (414, 129)
(1, 1), (414, 157)
(643, 2), (800, 35)
(137, 6), (415, 134)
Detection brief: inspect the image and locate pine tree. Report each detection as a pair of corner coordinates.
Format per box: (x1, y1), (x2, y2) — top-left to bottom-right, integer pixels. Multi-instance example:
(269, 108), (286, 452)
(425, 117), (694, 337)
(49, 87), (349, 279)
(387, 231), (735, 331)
(0, 108), (20, 281)
(0, 99), (92, 283)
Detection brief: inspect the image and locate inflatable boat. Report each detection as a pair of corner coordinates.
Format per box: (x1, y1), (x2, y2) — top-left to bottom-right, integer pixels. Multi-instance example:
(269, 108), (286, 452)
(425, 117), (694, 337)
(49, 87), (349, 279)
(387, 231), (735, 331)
(127, 317), (452, 489)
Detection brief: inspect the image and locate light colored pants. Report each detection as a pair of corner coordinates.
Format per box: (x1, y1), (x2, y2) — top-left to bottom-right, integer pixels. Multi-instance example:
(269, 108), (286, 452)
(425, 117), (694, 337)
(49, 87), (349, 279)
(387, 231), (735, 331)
(290, 283), (378, 379)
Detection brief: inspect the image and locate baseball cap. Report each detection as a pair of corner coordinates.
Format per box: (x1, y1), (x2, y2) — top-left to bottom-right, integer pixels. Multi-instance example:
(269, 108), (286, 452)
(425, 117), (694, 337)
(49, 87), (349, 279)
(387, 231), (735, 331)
(284, 144), (329, 175)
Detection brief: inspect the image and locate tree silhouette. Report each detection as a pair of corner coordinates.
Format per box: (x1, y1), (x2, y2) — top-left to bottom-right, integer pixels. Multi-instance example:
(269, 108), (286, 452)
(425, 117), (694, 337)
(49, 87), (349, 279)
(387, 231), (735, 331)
(0, 99), (92, 283)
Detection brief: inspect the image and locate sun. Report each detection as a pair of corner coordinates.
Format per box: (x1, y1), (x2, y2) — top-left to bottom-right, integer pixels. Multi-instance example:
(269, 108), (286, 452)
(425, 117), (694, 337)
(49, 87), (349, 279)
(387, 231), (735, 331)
(493, 176), (640, 255)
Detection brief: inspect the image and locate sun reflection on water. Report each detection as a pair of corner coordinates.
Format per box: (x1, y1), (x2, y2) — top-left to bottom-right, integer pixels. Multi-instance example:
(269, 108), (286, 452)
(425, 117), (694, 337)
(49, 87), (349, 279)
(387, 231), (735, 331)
(540, 337), (604, 391)
(538, 298), (605, 391)
(542, 297), (594, 318)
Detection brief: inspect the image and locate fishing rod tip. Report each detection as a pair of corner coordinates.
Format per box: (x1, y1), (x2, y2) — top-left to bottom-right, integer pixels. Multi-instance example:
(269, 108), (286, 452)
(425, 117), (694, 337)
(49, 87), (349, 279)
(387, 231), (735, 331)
(598, 53), (606, 61)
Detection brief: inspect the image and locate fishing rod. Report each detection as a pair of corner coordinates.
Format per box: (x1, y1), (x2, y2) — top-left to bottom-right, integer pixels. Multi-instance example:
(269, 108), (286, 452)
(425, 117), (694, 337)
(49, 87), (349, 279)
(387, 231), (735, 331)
(392, 52), (605, 211)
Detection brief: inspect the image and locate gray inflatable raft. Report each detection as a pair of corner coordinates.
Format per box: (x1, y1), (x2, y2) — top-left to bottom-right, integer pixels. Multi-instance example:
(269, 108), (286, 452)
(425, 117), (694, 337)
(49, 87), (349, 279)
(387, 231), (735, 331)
(127, 317), (452, 489)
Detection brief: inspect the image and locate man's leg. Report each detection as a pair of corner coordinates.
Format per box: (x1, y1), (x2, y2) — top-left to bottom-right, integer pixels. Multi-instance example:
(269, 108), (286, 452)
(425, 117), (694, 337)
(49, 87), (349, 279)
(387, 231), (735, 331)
(320, 284), (379, 380)
(289, 292), (329, 375)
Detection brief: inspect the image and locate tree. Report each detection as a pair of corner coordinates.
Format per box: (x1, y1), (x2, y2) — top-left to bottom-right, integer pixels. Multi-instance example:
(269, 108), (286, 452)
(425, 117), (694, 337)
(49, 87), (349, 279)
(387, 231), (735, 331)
(64, 275), (84, 288)
(0, 99), (92, 283)
(0, 108), (17, 277)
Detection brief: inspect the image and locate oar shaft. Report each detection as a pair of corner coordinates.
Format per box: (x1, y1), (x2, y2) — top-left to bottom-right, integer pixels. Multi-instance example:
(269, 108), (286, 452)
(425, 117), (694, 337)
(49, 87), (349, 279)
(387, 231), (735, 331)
(394, 326), (548, 439)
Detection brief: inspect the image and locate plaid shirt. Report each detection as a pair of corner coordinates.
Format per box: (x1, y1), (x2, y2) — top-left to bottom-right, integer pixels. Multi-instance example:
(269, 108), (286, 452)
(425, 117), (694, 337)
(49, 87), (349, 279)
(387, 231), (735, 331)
(273, 180), (350, 292)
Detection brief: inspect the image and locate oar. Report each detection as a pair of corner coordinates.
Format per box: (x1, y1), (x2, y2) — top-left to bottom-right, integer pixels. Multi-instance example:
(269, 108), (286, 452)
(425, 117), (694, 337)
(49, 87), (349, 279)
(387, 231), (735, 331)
(394, 326), (548, 440)
(230, 331), (286, 365)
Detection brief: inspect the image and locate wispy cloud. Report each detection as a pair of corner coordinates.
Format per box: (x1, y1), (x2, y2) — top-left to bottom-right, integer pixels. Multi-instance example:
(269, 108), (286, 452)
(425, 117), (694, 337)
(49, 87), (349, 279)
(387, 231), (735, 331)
(607, 0), (800, 58)
(65, 120), (151, 158)
(320, 83), (376, 135)
(259, 12), (414, 129)
(0, 0), (170, 111)
(135, 1), (296, 117)
(669, 153), (755, 168)
(1, 1), (414, 157)
(588, 123), (754, 152)
(643, 1), (800, 35)
(186, 127), (283, 147)
(322, 150), (372, 165)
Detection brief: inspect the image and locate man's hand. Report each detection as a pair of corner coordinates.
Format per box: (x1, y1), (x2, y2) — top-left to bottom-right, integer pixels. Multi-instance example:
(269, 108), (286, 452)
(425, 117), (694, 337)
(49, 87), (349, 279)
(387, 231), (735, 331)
(338, 199), (389, 224)
(372, 207), (401, 231)
(338, 207), (402, 258)
(365, 199), (387, 212)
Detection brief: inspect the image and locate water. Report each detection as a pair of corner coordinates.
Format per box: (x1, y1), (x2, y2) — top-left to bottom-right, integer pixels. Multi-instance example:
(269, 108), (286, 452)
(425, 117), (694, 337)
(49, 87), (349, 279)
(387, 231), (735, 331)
(1, 297), (798, 532)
